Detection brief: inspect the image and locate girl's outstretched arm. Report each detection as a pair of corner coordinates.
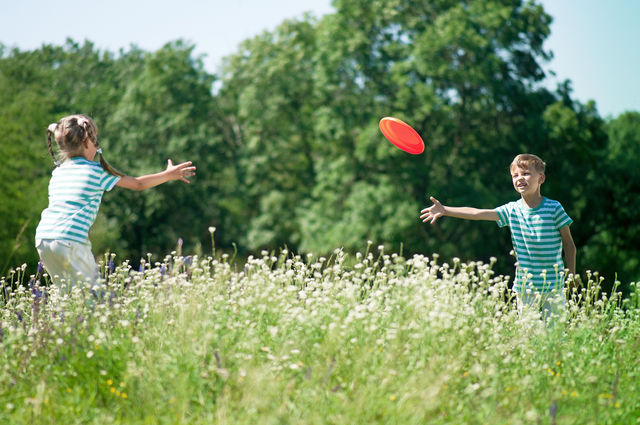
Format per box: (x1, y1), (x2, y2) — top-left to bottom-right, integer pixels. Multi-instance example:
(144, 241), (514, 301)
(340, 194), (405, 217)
(116, 159), (196, 191)
(420, 196), (499, 224)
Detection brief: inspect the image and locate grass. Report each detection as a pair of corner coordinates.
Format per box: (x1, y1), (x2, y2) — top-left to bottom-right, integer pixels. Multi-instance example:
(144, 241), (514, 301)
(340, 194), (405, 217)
(1, 245), (639, 424)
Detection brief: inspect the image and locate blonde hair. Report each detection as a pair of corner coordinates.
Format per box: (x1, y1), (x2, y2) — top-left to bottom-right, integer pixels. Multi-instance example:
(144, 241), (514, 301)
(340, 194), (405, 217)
(46, 114), (123, 177)
(510, 153), (546, 174)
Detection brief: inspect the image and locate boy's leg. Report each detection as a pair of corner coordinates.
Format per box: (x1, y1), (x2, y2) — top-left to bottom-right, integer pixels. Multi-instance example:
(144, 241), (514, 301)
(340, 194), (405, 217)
(516, 290), (540, 317)
(516, 289), (565, 325)
(540, 291), (566, 325)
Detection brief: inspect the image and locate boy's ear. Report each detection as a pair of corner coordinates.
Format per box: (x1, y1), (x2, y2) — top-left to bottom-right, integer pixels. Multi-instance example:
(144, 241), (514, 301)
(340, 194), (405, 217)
(539, 173), (546, 184)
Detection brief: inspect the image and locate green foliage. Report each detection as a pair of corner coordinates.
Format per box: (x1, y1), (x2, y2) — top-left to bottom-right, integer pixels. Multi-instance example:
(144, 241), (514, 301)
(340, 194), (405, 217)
(101, 41), (223, 258)
(0, 47), (53, 271)
(583, 111), (640, 286)
(1, 1), (639, 290)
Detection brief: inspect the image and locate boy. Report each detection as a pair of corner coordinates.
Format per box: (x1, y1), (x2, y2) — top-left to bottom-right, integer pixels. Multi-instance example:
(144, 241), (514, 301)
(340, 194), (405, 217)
(420, 154), (576, 319)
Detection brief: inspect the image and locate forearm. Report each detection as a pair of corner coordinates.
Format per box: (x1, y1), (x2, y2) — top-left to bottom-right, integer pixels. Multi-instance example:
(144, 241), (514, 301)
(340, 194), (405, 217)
(115, 159), (195, 191)
(564, 244), (576, 275)
(119, 171), (171, 191)
(443, 206), (498, 221)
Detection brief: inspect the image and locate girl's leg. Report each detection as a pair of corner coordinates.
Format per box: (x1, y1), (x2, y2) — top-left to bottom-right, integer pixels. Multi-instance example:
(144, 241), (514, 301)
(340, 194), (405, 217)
(37, 239), (98, 288)
(68, 242), (99, 285)
(37, 239), (74, 288)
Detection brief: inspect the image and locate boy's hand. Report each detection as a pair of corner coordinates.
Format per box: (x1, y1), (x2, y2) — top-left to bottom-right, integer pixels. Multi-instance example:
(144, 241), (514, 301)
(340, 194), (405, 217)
(566, 273), (581, 294)
(420, 196), (446, 224)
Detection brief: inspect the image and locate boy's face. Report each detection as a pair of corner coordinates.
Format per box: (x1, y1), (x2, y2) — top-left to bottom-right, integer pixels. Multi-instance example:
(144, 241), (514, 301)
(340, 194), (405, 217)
(510, 165), (545, 196)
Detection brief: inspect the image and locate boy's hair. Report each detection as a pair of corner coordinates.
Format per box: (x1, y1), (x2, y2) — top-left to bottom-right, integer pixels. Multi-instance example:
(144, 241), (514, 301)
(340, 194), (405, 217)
(46, 114), (123, 177)
(510, 154), (546, 174)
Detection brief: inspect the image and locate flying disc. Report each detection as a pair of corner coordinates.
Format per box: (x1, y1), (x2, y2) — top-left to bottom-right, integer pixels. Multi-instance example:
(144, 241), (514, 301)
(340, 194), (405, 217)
(379, 117), (425, 154)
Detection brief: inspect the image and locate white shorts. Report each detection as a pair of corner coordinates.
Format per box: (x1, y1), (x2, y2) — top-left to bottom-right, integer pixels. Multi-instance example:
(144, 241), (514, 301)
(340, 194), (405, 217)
(516, 290), (566, 324)
(36, 239), (98, 287)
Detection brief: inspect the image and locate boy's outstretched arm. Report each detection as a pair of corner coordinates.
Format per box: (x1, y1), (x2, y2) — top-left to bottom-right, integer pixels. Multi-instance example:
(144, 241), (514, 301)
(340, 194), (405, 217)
(420, 196), (499, 224)
(116, 159), (196, 191)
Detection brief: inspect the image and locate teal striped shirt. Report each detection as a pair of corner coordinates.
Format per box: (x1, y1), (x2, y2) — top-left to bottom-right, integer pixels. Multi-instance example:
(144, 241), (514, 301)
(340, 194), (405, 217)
(495, 197), (573, 293)
(36, 157), (120, 245)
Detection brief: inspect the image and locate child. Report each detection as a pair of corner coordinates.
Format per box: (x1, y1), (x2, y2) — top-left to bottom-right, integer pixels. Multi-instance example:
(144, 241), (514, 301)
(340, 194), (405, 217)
(35, 114), (196, 288)
(420, 154), (576, 320)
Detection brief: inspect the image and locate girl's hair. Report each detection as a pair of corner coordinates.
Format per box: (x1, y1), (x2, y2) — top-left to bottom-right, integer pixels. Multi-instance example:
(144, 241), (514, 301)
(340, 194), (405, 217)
(46, 114), (124, 177)
(510, 153), (546, 174)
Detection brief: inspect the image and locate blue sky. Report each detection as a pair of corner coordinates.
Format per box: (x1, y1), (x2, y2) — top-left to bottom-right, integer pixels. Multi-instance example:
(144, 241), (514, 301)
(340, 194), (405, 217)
(1, 0), (638, 118)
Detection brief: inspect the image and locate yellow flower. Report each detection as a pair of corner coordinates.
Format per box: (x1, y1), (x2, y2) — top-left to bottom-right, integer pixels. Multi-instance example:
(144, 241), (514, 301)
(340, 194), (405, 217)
(389, 395), (396, 401)
(121, 393), (128, 399)
(107, 379), (113, 386)
(66, 388), (72, 393)
(110, 387), (117, 394)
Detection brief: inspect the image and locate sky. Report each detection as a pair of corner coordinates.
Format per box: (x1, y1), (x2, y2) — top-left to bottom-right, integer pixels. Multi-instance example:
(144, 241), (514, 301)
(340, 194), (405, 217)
(1, 0), (638, 118)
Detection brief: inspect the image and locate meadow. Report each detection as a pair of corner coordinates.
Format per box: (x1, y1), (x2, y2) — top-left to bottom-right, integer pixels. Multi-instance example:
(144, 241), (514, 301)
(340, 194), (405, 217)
(1, 242), (639, 425)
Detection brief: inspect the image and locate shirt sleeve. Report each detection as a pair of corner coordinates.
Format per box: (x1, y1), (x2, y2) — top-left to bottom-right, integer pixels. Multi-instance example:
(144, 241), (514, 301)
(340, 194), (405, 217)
(495, 203), (510, 228)
(99, 169), (121, 191)
(553, 202), (573, 229)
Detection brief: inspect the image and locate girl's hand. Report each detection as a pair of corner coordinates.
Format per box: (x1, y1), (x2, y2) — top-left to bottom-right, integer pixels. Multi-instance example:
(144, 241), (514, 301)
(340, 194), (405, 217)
(166, 159), (196, 183)
(420, 196), (446, 224)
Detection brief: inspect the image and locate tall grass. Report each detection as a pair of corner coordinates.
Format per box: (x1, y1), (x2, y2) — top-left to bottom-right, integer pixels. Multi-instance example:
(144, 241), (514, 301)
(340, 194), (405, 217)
(1, 246), (639, 424)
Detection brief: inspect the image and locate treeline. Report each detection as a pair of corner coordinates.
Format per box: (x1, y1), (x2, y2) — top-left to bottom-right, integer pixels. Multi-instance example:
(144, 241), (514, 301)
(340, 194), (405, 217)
(1, 0), (639, 290)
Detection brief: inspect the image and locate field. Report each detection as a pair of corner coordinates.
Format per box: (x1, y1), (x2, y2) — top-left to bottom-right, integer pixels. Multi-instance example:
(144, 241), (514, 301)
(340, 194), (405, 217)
(1, 245), (639, 424)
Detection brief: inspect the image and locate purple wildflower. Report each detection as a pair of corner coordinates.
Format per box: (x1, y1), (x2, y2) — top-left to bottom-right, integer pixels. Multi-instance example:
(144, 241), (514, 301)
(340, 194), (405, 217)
(31, 286), (43, 300)
(108, 259), (115, 274)
(37, 261), (44, 276)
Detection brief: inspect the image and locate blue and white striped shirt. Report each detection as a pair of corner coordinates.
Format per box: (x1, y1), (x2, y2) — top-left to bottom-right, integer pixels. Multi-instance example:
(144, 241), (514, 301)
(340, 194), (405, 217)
(36, 157), (120, 245)
(495, 197), (573, 293)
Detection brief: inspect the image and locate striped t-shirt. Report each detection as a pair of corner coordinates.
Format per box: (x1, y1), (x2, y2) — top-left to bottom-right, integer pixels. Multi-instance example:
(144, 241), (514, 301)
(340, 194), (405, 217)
(495, 197), (573, 293)
(35, 157), (120, 245)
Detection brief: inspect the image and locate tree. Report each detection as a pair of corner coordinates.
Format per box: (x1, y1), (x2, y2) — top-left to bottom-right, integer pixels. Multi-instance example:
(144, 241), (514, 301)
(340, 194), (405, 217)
(101, 41), (224, 258)
(582, 111), (640, 288)
(218, 18), (320, 251)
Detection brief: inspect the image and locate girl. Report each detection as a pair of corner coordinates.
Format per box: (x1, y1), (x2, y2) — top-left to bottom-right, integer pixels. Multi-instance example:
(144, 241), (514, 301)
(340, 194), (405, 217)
(35, 114), (196, 288)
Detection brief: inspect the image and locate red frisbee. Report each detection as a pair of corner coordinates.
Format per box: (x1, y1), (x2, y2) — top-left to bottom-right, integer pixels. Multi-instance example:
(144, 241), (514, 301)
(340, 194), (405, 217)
(379, 117), (425, 154)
